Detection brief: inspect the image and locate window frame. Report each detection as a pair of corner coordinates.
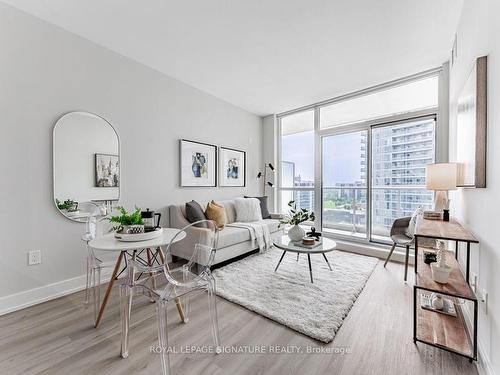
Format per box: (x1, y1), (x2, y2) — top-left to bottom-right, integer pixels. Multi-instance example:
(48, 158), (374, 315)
(277, 70), (441, 247)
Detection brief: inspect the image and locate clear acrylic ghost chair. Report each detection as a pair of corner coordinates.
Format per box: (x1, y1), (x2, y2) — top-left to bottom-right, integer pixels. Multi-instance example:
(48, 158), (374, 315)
(80, 201), (114, 325)
(120, 220), (220, 375)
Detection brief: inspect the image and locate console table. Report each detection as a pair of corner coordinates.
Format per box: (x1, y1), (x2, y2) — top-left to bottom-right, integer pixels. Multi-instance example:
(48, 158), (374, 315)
(413, 216), (478, 362)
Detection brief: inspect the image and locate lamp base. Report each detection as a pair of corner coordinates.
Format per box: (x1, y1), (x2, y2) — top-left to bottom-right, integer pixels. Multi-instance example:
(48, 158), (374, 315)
(434, 191), (448, 213)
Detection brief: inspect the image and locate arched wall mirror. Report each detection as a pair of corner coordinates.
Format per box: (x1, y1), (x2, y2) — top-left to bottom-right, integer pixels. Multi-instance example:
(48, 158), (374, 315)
(53, 111), (120, 222)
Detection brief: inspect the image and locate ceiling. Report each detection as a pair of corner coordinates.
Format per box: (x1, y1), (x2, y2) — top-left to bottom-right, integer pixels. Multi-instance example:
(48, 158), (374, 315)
(3, 0), (463, 116)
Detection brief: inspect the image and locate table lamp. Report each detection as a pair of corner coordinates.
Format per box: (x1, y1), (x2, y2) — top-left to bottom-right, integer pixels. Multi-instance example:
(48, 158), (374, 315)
(425, 163), (457, 221)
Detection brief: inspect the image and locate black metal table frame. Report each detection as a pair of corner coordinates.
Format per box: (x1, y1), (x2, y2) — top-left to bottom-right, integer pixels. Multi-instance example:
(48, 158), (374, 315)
(413, 236), (478, 362)
(274, 250), (332, 283)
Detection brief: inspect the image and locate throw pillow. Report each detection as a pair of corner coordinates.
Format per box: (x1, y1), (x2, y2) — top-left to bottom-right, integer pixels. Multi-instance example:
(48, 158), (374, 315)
(234, 197), (263, 222)
(205, 200), (227, 229)
(244, 196), (271, 219)
(185, 200), (207, 223)
(405, 206), (423, 238)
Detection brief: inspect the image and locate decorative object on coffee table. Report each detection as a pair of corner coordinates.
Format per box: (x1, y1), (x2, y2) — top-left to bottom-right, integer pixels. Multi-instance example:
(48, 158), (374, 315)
(179, 139), (217, 187)
(280, 200), (315, 242)
(306, 227), (322, 240)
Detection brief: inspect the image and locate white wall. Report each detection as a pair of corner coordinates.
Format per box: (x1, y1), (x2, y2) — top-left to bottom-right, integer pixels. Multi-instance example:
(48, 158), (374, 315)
(262, 115), (278, 211)
(0, 3), (262, 311)
(449, 1), (499, 374)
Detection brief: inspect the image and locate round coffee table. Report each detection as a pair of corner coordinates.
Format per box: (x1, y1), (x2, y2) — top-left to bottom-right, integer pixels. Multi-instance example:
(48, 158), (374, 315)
(273, 235), (337, 283)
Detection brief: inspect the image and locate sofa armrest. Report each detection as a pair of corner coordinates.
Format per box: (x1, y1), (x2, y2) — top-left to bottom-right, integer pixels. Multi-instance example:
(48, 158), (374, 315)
(270, 213), (284, 220)
(169, 205), (191, 229)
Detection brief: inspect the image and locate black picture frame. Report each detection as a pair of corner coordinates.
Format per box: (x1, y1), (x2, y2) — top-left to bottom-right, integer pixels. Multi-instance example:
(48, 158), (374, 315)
(94, 153), (120, 188)
(179, 139), (218, 187)
(219, 146), (246, 187)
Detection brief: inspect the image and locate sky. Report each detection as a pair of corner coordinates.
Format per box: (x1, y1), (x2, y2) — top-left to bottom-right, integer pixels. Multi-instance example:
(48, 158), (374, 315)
(282, 131), (363, 185)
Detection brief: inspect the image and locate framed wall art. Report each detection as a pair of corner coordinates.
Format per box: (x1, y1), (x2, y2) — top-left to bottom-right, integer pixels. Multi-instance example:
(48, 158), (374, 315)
(179, 139), (217, 187)
(456, 55), (487, 188)
(219, 147), (246, 187)
(95, 153), (120, 187)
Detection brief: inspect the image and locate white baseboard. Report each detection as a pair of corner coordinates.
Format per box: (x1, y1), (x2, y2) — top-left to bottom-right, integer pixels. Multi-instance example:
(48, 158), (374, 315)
(0, 271), (112, 316)
(462, 300), (495, 375)
(334, 238), (415, 265)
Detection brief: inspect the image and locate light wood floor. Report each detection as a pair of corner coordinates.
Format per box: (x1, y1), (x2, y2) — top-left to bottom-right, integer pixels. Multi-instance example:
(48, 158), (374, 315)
(0, 260), (477, 375)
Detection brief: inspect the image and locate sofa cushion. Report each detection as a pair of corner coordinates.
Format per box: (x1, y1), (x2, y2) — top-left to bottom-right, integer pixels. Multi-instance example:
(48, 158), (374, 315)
(234, 197), (262, 222)
(185, 200), (207, 223)
(244, 196), (271, 219)
(217, 226), (251, 248)
(205, 200), (227, 229)
(218, 200), (237, 224)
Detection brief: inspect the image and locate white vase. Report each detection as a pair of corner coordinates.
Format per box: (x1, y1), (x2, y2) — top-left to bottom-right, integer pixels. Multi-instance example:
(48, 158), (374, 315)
(288, 225), (305, 242)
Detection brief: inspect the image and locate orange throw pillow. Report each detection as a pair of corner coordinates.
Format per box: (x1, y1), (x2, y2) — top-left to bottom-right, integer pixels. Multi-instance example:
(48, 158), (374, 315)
(205, 200), (227, 229)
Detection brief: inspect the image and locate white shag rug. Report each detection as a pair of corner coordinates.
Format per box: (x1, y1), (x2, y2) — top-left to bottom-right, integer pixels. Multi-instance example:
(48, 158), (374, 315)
(212, 248), (378, 343)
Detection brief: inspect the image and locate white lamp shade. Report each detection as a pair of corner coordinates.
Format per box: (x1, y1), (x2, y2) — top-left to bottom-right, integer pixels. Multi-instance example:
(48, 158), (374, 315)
(426, 163), (457, 191)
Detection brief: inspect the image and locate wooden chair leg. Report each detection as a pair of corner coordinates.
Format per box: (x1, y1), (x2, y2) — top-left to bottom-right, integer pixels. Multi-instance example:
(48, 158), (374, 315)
(384, 243), (397, 267)
(404, 245), (410, 281)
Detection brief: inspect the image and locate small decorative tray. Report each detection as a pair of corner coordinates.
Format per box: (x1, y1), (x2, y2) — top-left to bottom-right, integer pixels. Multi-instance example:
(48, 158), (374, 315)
(292, 240), (323, 249)
(114, 227), (163, 242)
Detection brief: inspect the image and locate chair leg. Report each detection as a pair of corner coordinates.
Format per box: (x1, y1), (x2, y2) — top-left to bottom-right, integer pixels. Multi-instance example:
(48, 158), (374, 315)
(156, 301), (171, 375)
(92, 267), (101, 325)
(207, 276), (221, 350)
(182, 265), (190, 323)
(404, 245), (410, 281)
(384, 243), (397, 267)
(120, 284), (133, 358)
(84, 258), (90, 305)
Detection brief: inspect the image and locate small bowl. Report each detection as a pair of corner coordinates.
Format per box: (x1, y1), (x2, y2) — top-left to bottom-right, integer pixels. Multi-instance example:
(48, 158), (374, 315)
(302, 237), (315, 246)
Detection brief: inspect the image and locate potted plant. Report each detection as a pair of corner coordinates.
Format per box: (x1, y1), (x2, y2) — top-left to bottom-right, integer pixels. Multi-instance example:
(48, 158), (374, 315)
(280, 200), (315, 242)
(56, 198), (78, 212)
(108, 206), (144, 234)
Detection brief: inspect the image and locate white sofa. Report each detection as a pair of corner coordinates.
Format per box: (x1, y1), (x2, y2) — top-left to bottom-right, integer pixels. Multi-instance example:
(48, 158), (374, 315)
(169, 199), (283, 266)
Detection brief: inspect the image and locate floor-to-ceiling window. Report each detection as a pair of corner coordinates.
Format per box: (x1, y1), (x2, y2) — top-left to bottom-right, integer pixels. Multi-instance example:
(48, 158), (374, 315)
(278, 71), (440, 244)
(280, 110), (315, 224)
(322, 130), (368, 238)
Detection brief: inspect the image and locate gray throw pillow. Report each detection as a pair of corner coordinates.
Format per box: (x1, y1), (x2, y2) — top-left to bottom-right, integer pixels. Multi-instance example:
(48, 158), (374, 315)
(244, 196), (271, 219)
(185, 200), (207, 223)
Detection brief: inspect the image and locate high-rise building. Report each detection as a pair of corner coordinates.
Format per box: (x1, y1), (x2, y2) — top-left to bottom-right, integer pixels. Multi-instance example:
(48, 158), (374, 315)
(371, 118), (435, 237)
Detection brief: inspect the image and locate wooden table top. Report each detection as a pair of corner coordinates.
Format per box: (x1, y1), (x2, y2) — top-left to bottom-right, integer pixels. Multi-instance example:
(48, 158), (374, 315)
(414, 215), (478, 243)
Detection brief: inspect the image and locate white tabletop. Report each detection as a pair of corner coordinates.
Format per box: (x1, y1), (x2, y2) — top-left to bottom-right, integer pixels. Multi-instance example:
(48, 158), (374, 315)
(89, 228), (186, 252)
(273, 235), (337, 254)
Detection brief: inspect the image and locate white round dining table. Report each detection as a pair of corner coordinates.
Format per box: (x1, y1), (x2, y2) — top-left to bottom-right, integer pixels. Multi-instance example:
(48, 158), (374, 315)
(88, 228), (186, 327)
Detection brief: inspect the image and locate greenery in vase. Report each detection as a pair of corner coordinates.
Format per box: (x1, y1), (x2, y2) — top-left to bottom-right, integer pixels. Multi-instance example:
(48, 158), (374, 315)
(108, 206), (144, 232)
(56, 198), (78, 211)
(279, 200), (315, 227)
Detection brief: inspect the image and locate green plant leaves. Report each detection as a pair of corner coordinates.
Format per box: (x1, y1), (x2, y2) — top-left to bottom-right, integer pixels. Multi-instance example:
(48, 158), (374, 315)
(108, 206), (144, 231)
(279, 200), (314, 226)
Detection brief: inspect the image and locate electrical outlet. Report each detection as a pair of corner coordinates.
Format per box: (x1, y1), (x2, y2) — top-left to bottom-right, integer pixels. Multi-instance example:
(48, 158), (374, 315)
(480, 289), (488, 314)
(28, 250), (41, 266)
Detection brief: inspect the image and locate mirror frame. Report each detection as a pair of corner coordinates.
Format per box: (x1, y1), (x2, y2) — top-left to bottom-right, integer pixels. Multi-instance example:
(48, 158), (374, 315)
(52, 111), (121, 222)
